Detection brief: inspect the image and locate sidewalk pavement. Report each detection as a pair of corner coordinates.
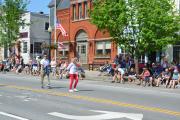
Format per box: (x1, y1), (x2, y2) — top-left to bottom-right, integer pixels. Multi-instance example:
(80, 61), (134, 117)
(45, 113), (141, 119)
(84, 70), (112, 82)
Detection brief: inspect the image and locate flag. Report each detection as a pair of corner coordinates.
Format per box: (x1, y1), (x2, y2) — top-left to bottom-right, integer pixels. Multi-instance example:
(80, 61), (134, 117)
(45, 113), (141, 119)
(56, 20), (68, 37)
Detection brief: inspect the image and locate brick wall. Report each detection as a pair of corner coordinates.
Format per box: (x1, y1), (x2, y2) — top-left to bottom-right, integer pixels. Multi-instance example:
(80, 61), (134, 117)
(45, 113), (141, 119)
(51, 0), (117, 64)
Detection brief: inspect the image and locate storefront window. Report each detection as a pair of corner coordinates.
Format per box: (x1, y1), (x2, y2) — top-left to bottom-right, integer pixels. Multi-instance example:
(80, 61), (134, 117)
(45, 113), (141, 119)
(59, 50), (69, 58)
(105, 41), (111, 55)
(59, 44), (69, 58)
(96, 41), (111, 57)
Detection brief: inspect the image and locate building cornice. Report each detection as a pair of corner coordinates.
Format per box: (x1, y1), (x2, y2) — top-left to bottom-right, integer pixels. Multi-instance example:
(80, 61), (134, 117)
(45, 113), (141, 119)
(71, 0), (88, 4)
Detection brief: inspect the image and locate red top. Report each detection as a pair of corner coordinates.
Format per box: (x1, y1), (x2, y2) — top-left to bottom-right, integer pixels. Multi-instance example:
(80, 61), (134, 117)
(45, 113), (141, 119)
(143, 70), (150, 77)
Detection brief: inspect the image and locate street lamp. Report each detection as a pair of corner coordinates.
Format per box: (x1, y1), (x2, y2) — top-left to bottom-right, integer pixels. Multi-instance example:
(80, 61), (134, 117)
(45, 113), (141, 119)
(48, 26), (52, 62)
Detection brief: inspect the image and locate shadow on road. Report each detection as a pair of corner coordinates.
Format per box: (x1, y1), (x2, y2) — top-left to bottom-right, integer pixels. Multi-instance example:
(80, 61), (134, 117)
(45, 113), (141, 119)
(50, 86), (66, 89)
(79, 89), (94, 92)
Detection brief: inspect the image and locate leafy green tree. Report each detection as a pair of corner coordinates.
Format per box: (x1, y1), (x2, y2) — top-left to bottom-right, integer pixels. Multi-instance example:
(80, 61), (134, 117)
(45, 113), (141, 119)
(0, 0), (28, 49)
(90, 0), (179, 73)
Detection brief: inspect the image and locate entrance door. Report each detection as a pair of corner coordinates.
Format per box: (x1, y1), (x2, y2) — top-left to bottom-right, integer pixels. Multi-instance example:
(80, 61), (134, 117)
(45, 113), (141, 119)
(173, 46), (180, 63)
(77, 42), (87, 64)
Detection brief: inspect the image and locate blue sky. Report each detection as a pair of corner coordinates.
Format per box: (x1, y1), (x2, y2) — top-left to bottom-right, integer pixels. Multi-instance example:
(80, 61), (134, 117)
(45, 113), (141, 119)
(27, 0), (50, 14)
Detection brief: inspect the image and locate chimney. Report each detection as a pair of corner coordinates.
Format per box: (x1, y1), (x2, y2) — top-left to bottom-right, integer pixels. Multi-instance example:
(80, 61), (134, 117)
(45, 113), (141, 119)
(39, 11), (44, 14)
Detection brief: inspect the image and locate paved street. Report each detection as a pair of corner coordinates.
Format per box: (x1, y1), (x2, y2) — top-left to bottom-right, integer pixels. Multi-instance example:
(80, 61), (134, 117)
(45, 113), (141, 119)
(0, 72), (180, 120)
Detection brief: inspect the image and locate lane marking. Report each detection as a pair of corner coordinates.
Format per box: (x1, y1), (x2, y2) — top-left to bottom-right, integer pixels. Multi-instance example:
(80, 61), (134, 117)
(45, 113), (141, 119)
(0, 112), (29, 120)
(0, 84), (180, 116)
(48, 110), (143, 120)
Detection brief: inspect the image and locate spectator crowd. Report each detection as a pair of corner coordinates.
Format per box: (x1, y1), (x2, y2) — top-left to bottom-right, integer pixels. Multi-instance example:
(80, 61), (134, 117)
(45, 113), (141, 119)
(1, 54), (180, 89)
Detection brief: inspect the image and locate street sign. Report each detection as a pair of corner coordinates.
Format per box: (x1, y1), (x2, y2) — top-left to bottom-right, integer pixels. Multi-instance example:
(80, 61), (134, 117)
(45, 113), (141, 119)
(48, 110), (143, 120)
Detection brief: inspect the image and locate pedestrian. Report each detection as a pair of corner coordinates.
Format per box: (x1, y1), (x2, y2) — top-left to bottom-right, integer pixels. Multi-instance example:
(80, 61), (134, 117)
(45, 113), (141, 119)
(40, 55), (51, 89)
(20, 56), (24, 69)
(66, 57), (79, 92)
(50, 58), (57, 77)
(59, 61), (68, 79)
(36, 56), (41, 76)
(32, 59), (38, 75)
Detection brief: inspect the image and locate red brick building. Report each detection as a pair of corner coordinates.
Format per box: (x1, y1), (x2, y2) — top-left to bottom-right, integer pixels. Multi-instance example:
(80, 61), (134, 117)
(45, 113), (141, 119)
(49, 0), (118, 64)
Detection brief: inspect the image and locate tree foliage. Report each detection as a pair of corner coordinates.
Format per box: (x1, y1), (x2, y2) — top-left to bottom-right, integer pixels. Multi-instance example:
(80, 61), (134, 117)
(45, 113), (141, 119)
(0, 0), (28, 47)
(90, 0), (180, 57)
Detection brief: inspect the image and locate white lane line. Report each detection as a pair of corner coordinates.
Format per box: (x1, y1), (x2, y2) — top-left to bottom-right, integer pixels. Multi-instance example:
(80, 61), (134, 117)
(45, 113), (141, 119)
(48, 110), (143, 120)
(0, 94), (2, 97)
(0, 112), (29, 120)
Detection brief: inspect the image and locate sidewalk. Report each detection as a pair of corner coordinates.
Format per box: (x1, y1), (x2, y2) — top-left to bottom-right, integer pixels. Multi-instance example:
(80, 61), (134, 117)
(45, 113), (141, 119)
(84, 70), (112, 82)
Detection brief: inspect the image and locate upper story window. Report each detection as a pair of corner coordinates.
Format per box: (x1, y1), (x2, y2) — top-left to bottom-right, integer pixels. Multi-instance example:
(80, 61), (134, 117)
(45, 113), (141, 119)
(20, 32), (28, 38)
(72, 1), (90, 21)
(84, 2), (88, 18)
(45, 22), (49, 31)
(73, 4), (76, 20)
(78, 3), (83, 19)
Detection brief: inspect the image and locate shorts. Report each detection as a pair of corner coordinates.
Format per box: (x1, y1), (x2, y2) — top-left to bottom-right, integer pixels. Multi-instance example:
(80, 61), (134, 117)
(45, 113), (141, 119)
(51, 67), (56, 73)
(172, 78), (178, 80)
(144, 76), (150, 82)
(128, 75), (136, 79)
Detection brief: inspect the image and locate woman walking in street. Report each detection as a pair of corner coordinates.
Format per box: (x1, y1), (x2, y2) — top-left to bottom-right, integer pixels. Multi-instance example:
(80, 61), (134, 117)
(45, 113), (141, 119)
(66, 58), (79, 92)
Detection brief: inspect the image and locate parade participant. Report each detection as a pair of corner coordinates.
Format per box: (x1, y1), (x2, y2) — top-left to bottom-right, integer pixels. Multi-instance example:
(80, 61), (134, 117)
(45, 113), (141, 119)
(40, 55), (51, 89)
(66, 57), (79, 92)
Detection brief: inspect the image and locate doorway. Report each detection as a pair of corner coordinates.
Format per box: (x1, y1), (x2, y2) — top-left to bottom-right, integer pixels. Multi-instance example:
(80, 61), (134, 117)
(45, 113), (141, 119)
(76, 30), (88, 64)
(77, 42), (87, 64)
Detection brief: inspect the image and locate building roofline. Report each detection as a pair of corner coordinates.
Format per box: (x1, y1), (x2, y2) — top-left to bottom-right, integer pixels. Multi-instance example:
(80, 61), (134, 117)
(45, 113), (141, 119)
(23, 11), (49, 17)
(48, 0), (62, 8)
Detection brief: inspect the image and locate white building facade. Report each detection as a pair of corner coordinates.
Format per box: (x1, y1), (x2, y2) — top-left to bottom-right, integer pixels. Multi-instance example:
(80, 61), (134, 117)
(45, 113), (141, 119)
(165, 0), (180, 63)
(19, 12), (49, 64)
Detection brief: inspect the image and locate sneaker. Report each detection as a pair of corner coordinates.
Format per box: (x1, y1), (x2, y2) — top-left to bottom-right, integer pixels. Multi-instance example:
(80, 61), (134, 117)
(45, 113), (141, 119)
(69, 89), (73, 92)
(73, 89), (79, 92)
(47, 84), (50, 87)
